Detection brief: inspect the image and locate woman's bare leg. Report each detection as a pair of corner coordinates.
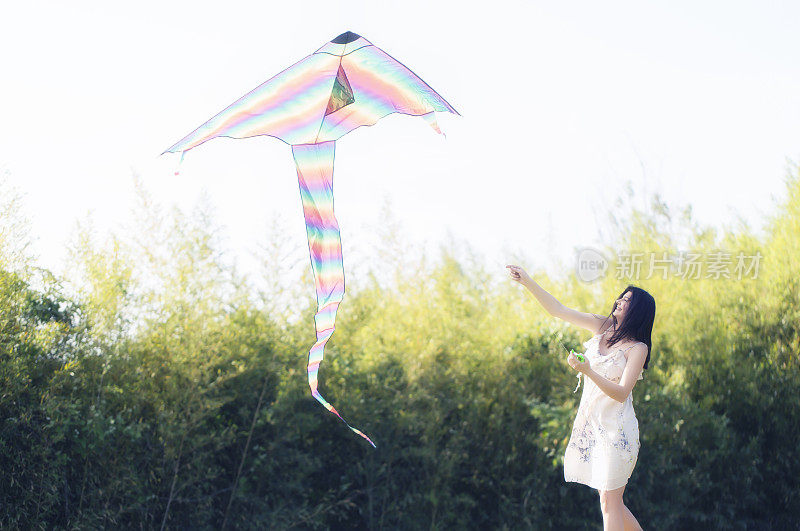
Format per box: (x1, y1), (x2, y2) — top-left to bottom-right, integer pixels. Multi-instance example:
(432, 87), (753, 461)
(599, 485), (642, 531)
(599, 487), (625, 531)
(622, 503), (643, 531)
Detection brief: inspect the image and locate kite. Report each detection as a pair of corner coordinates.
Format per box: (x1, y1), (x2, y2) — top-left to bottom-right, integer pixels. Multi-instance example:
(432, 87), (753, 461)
(164, 31), (459, 447)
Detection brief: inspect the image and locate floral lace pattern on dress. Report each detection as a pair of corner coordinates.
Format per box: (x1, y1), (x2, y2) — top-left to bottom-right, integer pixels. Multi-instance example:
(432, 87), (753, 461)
(563, 331), (644, 490)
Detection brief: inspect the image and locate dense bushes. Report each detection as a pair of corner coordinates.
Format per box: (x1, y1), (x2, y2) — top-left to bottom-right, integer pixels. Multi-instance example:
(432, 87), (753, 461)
(0, 171), (798, 528)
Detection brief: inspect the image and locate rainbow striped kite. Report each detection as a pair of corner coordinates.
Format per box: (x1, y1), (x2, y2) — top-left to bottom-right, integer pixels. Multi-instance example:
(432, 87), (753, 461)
(164, 31), (458, 447)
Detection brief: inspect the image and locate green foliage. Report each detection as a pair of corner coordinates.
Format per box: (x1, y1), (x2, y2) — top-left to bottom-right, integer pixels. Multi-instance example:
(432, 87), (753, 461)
(0, 168), (799, 528)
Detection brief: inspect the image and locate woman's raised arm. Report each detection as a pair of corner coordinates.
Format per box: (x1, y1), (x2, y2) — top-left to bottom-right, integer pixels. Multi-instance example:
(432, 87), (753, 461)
(506, 264), (610, 335)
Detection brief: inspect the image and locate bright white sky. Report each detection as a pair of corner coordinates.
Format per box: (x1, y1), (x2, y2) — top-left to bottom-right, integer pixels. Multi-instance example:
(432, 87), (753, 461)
(2, 0), (799, 283)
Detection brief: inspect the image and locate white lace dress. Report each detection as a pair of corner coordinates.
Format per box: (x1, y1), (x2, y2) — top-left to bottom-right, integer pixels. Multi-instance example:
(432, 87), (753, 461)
(563, 332), (645, 490)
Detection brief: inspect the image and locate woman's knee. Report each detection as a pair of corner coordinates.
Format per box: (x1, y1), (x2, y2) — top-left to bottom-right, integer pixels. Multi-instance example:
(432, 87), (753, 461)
(598, 489), (624, 514)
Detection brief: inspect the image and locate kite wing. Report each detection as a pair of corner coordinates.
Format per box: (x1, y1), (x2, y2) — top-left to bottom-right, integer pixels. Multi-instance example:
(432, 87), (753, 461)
(164, 31), (458, 153)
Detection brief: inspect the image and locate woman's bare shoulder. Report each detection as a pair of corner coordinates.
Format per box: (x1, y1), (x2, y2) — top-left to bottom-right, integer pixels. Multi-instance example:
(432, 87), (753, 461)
(623, 342), (648, 361)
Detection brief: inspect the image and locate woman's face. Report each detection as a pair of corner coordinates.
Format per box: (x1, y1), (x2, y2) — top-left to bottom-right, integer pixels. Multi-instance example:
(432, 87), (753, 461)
(613, 291), (633, 322)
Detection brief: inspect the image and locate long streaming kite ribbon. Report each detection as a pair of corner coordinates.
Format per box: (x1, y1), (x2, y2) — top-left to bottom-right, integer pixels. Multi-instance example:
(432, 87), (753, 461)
(292, 141), (376, 448)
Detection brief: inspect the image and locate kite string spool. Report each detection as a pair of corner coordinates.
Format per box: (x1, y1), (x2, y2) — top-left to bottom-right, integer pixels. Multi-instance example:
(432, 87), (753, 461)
(551, 330), (584, 394)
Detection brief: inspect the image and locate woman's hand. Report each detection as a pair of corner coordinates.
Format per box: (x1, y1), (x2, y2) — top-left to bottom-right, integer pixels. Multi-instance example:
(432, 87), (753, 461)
(506, 264), (532, 285)
(567, 351), (591, 375)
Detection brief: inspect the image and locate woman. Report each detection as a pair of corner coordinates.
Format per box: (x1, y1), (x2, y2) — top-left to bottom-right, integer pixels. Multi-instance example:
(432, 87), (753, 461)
(507, 264), (655, 531)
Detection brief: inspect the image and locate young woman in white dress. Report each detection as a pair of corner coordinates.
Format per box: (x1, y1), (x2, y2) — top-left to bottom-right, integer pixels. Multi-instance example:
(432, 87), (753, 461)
(506, 265), (655, 531)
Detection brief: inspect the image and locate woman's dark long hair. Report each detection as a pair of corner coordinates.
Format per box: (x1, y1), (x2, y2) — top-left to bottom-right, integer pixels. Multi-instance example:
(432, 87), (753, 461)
(599, 285), (656, 370)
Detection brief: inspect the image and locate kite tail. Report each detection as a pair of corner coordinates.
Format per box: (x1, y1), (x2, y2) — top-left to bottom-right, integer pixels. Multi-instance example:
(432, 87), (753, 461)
(174, 151), (186, 176)
(422, 111), (445, 137)
(292, 141), (376, 449)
